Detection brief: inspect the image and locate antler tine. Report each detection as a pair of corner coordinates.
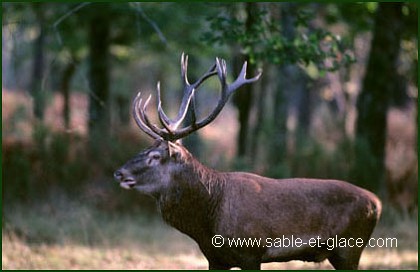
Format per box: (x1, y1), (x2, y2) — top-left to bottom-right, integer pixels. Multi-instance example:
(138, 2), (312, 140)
(181, 52), (189, 85)
(184, 62), (218, 125)
(141, 93), (168, 137)
(156, 82), (172, 132)
(132, 92), (162, 140)
(227, 61), (262, 94)
(156, 81), (196, 133)
(154, 53), (193, 132)
(172, 54), (218, 129)
(183, 57), (232, 130)
(157, 53), (218, 132)
(216, 58), (228, 96)
(191, 62), (218, 89)
(168, 57), (262, 139)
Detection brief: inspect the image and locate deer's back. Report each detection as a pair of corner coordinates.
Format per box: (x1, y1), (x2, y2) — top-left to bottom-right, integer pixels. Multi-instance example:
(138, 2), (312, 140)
(216, 172), (381, 240)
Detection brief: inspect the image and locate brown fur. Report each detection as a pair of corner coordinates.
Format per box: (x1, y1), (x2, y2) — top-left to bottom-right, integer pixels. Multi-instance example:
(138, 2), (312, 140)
(115, 140), (381, 270)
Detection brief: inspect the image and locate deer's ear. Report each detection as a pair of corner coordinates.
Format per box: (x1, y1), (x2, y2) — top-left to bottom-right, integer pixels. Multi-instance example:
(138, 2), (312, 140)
(168, 141), (182, 160)
(168, 144), (176, 158)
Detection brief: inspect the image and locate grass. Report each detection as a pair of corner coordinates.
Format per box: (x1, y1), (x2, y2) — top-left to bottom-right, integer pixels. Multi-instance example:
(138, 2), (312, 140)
(2, 194), (418, 270)
(3, 234), (208, 269)
(2, 194), (207, 270)
(3, 234), (207, 270)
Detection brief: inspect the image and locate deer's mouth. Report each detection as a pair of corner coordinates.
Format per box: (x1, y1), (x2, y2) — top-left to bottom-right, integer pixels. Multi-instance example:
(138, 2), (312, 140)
(120, 179), (137, 189)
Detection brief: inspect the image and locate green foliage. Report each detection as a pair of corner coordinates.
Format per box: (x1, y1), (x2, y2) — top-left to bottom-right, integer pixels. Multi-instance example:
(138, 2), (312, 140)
(2, 126), (159, 214)
(2, 143), (31, 201)
(263, 134), (354, 181)
(258, 131), (386, 195)
(325, 3), (377, 32)
(3, 126), (89, 200)
(202, 3), (355, 71)
(350, 137), (384, 192)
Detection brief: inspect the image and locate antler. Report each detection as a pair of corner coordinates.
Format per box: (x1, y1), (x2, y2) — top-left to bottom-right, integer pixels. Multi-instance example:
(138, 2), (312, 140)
(132, 53), (262, 142)
(157, 53), (217, 133)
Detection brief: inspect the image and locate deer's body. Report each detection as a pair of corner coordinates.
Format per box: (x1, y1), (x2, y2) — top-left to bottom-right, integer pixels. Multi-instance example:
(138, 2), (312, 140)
(114, 54), (382, 269)
(117, 141), (381, 269)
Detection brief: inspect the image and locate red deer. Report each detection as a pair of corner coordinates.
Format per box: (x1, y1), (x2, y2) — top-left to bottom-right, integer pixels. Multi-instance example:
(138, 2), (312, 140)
(114, 53), (382, 270)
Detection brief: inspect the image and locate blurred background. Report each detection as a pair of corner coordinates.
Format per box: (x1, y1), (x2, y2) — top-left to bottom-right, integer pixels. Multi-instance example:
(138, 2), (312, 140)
(2, 2), (418, 269)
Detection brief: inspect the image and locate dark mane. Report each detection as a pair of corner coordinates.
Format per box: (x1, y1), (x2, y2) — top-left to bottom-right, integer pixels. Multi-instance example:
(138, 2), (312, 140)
(178, 144), (227, 194)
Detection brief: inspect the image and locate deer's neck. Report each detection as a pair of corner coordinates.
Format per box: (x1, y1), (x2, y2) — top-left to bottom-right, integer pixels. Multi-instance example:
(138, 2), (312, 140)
(158, 157), (225, 240)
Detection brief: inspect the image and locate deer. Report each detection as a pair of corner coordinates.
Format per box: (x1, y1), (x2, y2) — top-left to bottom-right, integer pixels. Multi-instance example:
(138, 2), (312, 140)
(114, 53), (382, 270)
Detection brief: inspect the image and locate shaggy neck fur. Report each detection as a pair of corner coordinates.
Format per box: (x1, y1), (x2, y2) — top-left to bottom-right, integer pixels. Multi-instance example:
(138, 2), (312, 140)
(158, 144), (226, 241)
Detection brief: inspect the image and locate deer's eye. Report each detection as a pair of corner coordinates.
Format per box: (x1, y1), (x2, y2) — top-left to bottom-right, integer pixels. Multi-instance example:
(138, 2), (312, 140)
(146, 152), (162, 166)
(148, 152), (161, 160)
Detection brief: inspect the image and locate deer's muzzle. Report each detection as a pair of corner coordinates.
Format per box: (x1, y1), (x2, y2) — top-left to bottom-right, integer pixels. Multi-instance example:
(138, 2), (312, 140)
(114, 169), (137, 189)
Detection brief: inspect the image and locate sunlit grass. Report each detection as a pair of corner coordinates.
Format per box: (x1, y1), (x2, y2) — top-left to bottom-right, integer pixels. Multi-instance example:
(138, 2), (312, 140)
(3, 233), (207, 269)
(2, 195), (418, 270)
(2, 195), (207, 269)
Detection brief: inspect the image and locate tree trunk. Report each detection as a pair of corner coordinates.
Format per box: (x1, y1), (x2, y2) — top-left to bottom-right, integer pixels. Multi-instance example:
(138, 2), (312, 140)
(88, 4), (111, 138)
(294, 72), (311, 134)
(182, 56), (202, 158)
(250, 63), (269, 163)
(268, 3), (306, 174)
(269, 65), (290, 166)
(233, 55), (254, 158)
(60, 60), (77, 130)
(30, 3), (46, 121)
(354, 3), (403, 192)
(233, 2), (258, 158)
(115, 94), (130, 126)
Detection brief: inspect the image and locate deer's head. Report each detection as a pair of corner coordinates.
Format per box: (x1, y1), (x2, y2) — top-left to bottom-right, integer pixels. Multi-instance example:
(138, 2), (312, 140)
(114, 53), (261, 196)
(113, 140), (188, 196)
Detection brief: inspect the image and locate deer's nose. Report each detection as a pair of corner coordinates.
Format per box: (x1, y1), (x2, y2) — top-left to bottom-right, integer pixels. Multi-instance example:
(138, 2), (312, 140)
(114, 170), (124, 181)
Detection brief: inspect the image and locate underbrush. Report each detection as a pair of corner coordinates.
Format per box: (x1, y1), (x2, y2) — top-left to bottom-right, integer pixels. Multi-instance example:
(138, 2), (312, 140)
(2, 126), (159, 213)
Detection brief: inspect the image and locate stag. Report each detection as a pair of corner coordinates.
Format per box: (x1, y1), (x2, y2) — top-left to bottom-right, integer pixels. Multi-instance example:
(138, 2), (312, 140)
(114, 53), (381, 270)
